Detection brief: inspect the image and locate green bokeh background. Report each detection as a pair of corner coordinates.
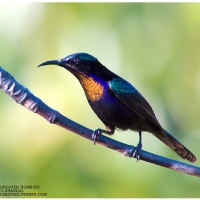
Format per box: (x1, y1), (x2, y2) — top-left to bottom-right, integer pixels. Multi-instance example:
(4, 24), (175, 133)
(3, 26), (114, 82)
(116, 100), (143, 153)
(0, 2), (200, 197)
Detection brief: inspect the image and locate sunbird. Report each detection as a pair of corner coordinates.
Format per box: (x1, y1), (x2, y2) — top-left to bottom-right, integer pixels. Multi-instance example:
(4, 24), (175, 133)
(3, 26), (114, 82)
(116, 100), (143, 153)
(38, 52), (196, 163)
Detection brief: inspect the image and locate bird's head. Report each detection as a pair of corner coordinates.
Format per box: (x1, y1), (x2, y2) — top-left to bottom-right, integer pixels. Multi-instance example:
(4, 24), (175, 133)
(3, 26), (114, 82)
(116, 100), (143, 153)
(38, 52), (117, 81)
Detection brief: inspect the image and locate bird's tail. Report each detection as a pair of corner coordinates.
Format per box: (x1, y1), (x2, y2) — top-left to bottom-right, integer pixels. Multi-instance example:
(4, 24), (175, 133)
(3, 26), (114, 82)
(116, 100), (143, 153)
(153, 129), (196, 163)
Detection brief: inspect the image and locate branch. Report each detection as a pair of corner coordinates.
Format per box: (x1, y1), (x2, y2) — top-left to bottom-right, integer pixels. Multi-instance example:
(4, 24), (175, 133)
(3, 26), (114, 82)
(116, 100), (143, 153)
(0, 66), (199, 177)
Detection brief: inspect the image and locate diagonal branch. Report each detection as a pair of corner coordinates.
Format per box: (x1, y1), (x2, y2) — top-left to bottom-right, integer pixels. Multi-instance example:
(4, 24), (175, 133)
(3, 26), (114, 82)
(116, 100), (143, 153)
(0, 66), (199, 177)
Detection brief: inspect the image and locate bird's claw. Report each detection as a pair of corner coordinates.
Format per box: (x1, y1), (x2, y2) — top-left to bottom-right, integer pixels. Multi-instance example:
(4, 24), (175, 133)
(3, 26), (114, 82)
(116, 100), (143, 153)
(126, 143), (142, 161)
(133, 143), (142, 161)
(92, 128), (102, 145)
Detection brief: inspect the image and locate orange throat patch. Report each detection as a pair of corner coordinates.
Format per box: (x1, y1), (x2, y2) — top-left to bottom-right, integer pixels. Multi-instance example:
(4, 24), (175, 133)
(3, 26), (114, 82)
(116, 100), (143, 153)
(78, 75), (104, 102)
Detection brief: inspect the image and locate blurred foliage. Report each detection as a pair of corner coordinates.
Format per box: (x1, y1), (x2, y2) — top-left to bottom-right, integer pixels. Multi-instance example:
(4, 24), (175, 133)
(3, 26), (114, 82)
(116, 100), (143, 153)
(0, 2), (200, 198)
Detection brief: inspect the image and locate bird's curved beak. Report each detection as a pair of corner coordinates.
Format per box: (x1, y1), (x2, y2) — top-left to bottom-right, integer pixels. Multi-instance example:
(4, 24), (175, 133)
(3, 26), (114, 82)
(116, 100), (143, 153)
(38, 59), (64, 68)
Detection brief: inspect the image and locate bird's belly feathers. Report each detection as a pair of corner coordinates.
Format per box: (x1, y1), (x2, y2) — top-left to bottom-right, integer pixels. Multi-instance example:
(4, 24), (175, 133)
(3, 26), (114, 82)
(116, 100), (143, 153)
(88, 87), (143, 131)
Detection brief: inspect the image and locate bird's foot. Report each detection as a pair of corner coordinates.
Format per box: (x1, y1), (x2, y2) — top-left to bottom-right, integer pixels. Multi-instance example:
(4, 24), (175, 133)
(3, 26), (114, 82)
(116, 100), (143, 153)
(92, 128), (102, 145)
(126, 143), (142, 161)
(133, 142), (142, 161)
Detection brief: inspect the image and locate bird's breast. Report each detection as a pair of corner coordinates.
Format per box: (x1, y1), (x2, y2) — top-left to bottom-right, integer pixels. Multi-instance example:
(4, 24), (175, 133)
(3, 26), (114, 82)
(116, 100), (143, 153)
(78, 75), (105, 102)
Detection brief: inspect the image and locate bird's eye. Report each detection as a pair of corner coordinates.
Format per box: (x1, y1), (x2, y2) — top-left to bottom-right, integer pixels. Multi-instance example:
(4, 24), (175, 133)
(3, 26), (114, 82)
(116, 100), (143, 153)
(72, 58), (79, 64)
(67, 58), (79, 65)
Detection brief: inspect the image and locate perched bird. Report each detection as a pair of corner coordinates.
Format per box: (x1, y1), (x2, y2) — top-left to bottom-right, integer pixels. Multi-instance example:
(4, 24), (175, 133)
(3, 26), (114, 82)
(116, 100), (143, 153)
(38, 52), (196, 163)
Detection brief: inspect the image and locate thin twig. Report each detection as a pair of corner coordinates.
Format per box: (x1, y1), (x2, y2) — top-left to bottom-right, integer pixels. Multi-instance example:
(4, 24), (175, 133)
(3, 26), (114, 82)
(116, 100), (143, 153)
(0, 66), (199, 177)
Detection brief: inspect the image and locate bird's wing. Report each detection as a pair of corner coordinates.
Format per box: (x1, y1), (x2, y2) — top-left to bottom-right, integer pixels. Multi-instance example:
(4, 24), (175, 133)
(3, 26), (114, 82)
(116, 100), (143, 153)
(108, 78), (161, 128)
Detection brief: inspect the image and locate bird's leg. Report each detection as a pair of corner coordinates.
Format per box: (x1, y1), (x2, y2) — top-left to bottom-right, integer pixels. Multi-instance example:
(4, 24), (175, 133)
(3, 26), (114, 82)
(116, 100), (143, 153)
(92, 127), (114, 145)
(133, 131), (142, 161)
(126, 131), (142, 161)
